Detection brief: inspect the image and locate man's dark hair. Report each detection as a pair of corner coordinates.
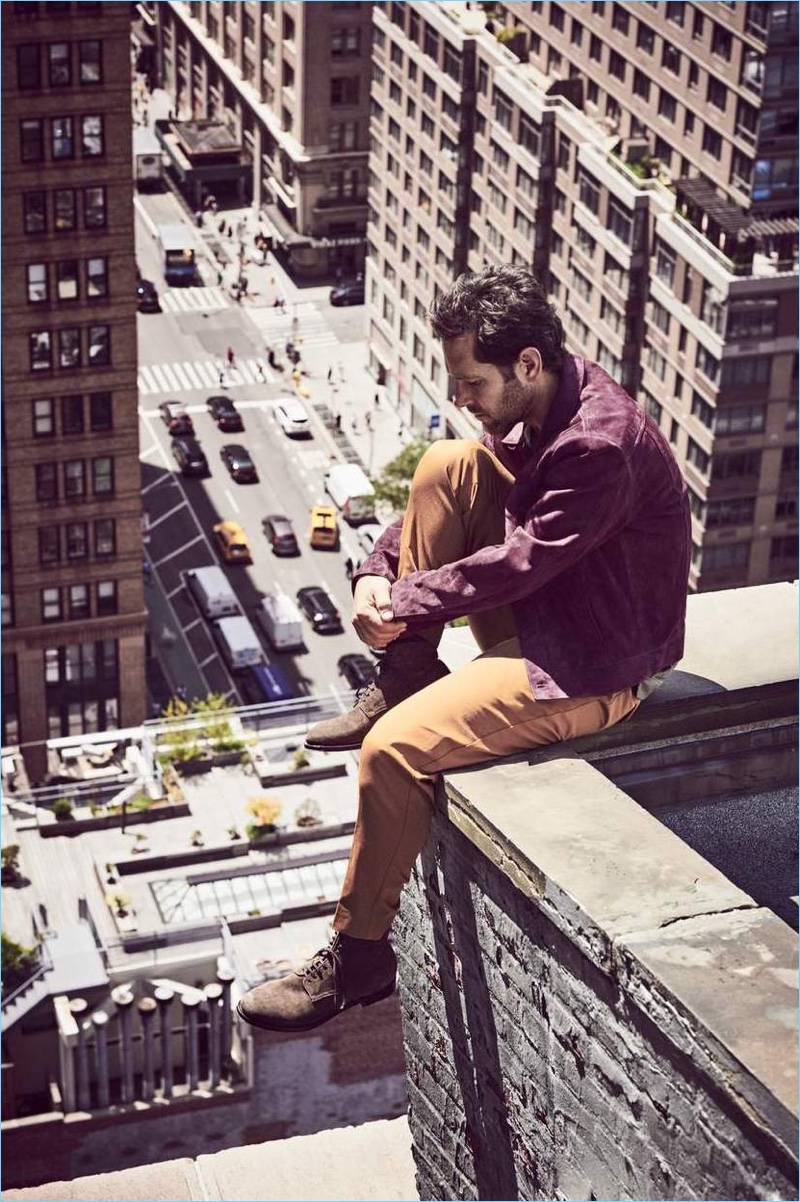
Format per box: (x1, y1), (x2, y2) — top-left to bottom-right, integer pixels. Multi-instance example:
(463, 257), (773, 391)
(429, 265), (566, 375)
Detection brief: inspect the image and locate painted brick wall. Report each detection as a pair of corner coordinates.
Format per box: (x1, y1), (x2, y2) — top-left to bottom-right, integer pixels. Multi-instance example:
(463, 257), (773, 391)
(396, 801), (797, 1201)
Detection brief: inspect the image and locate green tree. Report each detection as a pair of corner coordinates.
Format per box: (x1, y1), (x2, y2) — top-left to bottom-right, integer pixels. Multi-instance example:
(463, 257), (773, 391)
(2, 932), (39, 997)
(371, 437), (430, 514)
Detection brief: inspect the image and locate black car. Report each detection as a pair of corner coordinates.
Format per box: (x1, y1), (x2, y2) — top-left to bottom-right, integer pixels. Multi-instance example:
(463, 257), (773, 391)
(220, 443), (258, 483)
(136, 278), (160, 313)
(159, 400), (194, 435)
(329, 278), (365, 307)
(296, 586), (343, 634)
(262, 514), (299, 556)
(171, 436), (209, 477)
(206, 395), (244, 432)
(338, 653), (376, 690)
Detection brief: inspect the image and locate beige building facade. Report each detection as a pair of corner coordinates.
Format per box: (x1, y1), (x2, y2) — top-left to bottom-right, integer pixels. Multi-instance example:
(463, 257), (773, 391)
(366, 0), (797, 593)
(2, 2), (147, 783)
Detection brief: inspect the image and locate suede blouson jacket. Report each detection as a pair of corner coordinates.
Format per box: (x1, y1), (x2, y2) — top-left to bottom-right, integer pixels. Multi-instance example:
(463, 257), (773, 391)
(358, 355), (692, 700)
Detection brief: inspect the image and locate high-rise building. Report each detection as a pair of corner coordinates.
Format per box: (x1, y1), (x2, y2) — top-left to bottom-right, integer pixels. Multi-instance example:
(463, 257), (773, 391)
(367, 0), (798, 593)
(2, 1), (147, 783)
(153, 0), (374, 279)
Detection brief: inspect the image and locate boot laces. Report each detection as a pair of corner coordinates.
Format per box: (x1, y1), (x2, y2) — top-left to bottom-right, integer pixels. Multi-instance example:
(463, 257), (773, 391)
(302, 938), (344, 1004)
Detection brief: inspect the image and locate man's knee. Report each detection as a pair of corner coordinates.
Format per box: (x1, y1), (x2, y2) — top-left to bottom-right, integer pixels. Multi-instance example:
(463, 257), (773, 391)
(414, 438), (496, 482)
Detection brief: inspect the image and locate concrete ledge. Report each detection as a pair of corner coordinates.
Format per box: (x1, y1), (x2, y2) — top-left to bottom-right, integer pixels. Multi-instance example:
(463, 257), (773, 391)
(1, 1157), (204, 1200)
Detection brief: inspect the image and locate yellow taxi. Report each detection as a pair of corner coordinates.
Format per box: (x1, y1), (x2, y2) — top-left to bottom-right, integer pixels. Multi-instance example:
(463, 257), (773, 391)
(213, 520), (252, 564)
(308, 505), (340, 551)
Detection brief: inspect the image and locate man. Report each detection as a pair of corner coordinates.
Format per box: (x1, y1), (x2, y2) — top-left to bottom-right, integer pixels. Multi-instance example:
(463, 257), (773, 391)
(238, 266), (691, 1033)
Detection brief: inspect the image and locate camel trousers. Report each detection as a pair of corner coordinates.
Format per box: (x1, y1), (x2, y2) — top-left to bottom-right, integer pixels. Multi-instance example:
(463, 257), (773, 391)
(333, 440), (639, 940)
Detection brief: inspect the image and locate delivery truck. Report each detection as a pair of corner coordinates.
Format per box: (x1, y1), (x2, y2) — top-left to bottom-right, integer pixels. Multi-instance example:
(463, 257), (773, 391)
(213, 615), (264, 672)
(184, 566), (240, 620)
(133, 126), (163, 191)
(323, 463), (376, 525)
(255, 593), (305, 652)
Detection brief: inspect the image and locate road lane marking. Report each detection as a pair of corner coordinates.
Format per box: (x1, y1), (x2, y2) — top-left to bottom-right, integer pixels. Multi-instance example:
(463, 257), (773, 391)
(149, 500), (189, 529)
(224, 488), (240, 515)
(153, 534), (204, 566)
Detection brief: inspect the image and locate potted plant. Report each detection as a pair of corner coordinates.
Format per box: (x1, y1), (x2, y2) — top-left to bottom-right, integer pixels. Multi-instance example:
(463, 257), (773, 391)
(132, 832), (149, 854)
(52, 798), (74, 822)
(190, 829), (204, 847)
(1, 845), (21, 884)
(246, 795), (282, 842)
(294, 798), (323, 828)
(105, 889), (132, 918)
(292, 748), (310, 771)
(228, 825), (242, 840)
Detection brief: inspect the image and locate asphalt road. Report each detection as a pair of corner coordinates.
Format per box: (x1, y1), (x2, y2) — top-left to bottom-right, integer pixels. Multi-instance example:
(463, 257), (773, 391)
(135, 196), (374, 708)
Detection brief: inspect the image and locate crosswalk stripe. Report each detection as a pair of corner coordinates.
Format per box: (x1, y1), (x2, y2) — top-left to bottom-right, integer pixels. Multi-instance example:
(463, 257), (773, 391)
(181, 361), (203, 389)
(150, 364), (171, 391)
(137, 356), (279, 395)
(161, 287), (228, 314)
(160, 363), (181, 390)
(171, 362), (193, 389)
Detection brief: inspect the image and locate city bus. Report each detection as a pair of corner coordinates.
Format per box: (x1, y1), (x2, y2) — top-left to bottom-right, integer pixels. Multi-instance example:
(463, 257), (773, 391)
(157, 223), (196, 286)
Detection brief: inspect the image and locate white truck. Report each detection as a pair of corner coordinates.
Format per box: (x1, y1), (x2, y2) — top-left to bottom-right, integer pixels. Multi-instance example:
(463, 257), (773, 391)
(184, 566), (240, 620)
(324, 463), (376, 525)
(255, 593), (305, 652)
(213, 615), (264, 672)
(133, 126), (163, 191)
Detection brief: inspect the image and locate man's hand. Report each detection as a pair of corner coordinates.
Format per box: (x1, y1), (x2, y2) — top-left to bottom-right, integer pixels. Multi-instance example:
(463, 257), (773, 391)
(352, 575), (407, 650)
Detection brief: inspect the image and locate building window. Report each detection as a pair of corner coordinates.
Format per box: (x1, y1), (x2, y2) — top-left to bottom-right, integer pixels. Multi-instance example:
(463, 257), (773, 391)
(88, 324), (110, 365)
(51, 115), (74, 159)
(54, 188), (76, 231)
(33, 397), (55, 436)
(27, 263), (48, 303)
(48, 41), (71, 86)
(330, 122), (357, 151)
(702, 125), (722, 159)
(423, 23), (439, 61)
(86, 257), (108, 298)
(716, 404), (766, 435)
(59, 327), (81, 368)
(518, 114), (540, 159)
(66, 521), (88, 560)
(42, 588), (62, 623)
(550, 4), (565, 31)
(64, 459), (86, 499)
(707, 76), (727, 112)
(39, 527), (60, 566)
(636, 21), (654, 53)
(632, 69), (650, 101)
(81, 185), (106, 230)
(331, 27), (359, 56)
(658, 89), (676, 122)
(770, 537), (798, 567)
(646, 346), (667, 380)
(775, 493), (798, 520)
(703, 543), (749, 572)
(92, 456), (114, 495)
(655, 241), (676, 286)
(721, 355), (771, 389)
(330, 75), (359, 106)
(21, 118), (45, 162)
(686, 438), (710, 474)
(23, 191), (47, 233)
(443, 43), (461, 83)
(516, 166), (537, 203)
(611, 3), (629, 33)
(57, 260), (79, 301)
(608, 51), (626, 82)
(661, 42), (681, 75)
(69, 584), (90, 621)
(30, 330), (52, 371)
(589, 33), (602, 62)
(711, 22), (732, 60)
(608, 199), (633, 246)
(650, 299), (671, 335)
(712, 450), (761, 481)
(79, 39), (102, 83)
(17, 43), (41, 89)
(578, 170), (600, 215)
(690, 390), (714, 428)
(59, 393), (83, 435)
(81, 115), (104, 157)
(36, 462), (58, 502)
(604, 252), (628, 291)
(494, 90), (513, 133)
(94, 517), (116, 557)
(726, 302), (777, 341)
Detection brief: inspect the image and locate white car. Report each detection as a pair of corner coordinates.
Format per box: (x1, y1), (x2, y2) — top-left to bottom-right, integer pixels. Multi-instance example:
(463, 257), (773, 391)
(275, 397), (311, 438)
(356, 523), (387, 557)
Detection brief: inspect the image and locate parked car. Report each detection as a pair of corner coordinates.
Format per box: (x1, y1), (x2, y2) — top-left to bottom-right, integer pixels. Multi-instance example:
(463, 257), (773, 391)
(329, 278), (365, 307)
(171, 436), (209, 477)
(206, 395), (244, 432)
(262, 514), (299, 556)
(308, 505), (340, 550)
(338, 653), (376, 690)
(275, 397), (311, 438)
(220, 443), (258, 483)
(356, 522), (387, 558)
(136, 278), (160, 313)
(296, 585), (343, 634)
(213, 521), (252, 564)
(159, 400), (194, 435)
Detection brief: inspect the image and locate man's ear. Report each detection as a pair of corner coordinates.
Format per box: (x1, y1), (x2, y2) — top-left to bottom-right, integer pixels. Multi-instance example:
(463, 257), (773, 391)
(516, 346), (543, 382)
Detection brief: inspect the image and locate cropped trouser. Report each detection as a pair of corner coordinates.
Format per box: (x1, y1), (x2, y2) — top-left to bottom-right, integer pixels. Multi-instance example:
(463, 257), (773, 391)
(333, 440), (639, 940)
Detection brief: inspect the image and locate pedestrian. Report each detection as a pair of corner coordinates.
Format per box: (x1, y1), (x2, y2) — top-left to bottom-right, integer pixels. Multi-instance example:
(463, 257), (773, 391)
(237, 264), (691, 1034)
(194, 209), (203, 227)
(374, 391), (380, 408)
(351, 416), (359, 433)
(227, 223), (233, 238)
(218, 368), (225, 388)
(365, 412), (372, 431)
(256, 360), (266, 382)
(344, 556), (354, 580)
(338, 361), (345, 383)
(334, 413), (342, 431)
(218, 217), (225, 234)
(267, 348), (277, 369)
(142, 106), (149, 126)
(216, 268), (223, 287)
(327, 366), (334, 384)
(285, 339), (294, 358)
(292, 368), (302, 387)
(226, 346), (235, 368)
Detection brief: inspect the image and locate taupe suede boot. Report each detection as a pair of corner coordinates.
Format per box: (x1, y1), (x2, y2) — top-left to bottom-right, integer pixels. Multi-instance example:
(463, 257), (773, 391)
(236, 932), (396, 1032)
(305, 635), (449, 751)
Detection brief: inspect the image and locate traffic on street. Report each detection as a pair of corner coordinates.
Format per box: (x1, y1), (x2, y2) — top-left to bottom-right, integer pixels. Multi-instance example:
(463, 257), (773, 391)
(135, 191), (382, 713)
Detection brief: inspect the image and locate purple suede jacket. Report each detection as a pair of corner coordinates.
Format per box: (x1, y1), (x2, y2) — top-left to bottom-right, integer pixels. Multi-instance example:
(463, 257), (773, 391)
(358, 355), (691, 699)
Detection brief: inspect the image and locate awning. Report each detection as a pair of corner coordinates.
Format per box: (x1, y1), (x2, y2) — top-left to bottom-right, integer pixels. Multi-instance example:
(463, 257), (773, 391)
(748, 215), (799, 238)
(308, 234), (367, 249)
(264, 203), (310, 248)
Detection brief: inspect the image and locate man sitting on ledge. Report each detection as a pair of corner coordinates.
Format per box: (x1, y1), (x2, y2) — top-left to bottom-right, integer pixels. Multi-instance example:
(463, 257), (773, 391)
(238, 265), (691, 1033)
